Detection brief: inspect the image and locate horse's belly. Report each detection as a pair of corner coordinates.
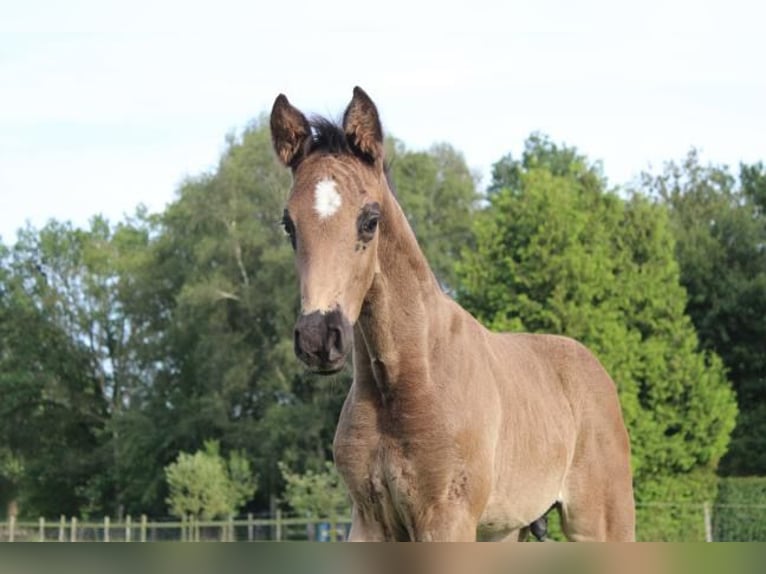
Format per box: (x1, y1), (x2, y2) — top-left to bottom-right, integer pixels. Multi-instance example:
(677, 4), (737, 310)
(476, 506), (529, 540)
(478, 443), (570, 538)
(478, 488), (558, 540)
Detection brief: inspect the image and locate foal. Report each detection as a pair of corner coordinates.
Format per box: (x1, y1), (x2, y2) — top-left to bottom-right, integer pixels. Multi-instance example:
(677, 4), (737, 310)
(271, 87), (635, 541)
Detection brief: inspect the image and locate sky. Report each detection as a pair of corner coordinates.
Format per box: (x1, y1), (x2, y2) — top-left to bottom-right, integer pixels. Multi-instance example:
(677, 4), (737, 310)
(1, 0), (764, 242)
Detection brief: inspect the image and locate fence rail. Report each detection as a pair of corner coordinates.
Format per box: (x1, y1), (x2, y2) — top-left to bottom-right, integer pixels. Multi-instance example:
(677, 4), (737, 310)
(0, 511), (352, 543)
(3, 503), (766, 541)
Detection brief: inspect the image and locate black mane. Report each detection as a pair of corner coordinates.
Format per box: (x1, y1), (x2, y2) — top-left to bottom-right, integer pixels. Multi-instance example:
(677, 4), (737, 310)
(308, 116), (351, 156)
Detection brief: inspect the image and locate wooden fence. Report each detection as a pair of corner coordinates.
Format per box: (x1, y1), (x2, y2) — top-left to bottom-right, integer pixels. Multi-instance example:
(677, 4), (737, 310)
(3, 503), (766, 541)
(1, 511), (352, 542)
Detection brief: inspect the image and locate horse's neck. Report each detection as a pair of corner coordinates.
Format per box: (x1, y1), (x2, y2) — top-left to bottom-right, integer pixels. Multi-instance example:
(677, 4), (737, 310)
(353, 191), (443, 398)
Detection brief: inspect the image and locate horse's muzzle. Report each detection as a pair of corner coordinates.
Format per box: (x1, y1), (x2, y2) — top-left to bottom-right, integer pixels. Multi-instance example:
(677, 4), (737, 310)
(293, 308), (353, 374)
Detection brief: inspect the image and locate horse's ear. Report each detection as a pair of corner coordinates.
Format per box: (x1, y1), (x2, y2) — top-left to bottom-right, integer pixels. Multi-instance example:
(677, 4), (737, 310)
(270, 94), (311, 169)
(343, 86), (384, 164)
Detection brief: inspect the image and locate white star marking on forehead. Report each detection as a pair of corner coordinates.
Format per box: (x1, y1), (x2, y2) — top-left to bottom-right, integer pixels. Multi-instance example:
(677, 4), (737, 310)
(314, 178), (342, 219)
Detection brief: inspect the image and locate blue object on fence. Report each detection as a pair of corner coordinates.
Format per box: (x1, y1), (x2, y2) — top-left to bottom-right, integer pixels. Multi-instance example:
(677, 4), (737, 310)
(316, 522), (330, 542)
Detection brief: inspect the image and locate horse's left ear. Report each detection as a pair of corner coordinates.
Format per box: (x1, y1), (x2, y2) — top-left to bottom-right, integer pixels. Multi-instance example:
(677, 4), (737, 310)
(343, 87), (384, 165)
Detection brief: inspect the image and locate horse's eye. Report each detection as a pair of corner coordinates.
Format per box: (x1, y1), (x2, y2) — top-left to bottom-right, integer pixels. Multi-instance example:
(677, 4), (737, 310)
(358, 202), (381, 242)
(281, 210), (297, 250)
(362, 216), (379, 234)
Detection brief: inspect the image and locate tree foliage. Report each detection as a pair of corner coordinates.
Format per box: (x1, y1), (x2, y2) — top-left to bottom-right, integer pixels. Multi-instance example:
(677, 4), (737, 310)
(0, 231), (109, 517)
(457, 135), (737, 494)
(638, 153), (766, 475)
(386, 138), (479, 289)
(279, 461), (350, 519)
(715, 477), (766, 541)
(165, 440), (255, 519)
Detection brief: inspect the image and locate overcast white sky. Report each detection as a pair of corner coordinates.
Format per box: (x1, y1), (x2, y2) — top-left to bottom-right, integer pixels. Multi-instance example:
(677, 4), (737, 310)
(1, 0), (764, 242)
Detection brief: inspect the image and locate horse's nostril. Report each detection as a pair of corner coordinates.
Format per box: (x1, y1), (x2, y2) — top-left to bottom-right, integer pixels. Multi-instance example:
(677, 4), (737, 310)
(327, 327), (343, 361)
(328, 326), (341, 347)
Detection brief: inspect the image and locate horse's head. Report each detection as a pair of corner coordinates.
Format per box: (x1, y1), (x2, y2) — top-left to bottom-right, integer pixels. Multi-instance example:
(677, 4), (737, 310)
(271, 87), (388, 374)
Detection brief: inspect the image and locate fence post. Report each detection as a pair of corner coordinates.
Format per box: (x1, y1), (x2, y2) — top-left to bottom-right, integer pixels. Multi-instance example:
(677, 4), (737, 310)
(275, 508), (282, 542)
(140, 514), (147, 542)
(39, 517), (45, 542)
(247, 512), (254, 542)
(228, 514), (234, 542)
(59, 515), (66, 542)
(8, 515), (15, 542)
(104, 516), (110, 542)
(704, 502), (713, 542)
(126, 515), (132, 542)
(330, 513), (337, 543)
(70, 517), (77, 542)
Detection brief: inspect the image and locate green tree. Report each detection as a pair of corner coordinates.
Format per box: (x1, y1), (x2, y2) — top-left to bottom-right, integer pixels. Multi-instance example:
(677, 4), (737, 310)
(279, 461), (349, 519)
(0, 239), (106, 517)
(165, 440), (256, 520)
(0, 444), (24, 517)
(741, 161), (766, 211)
(488, 132), (601, 195)
(386, 139), (479, 289)
(639, 153), (766, 475)
(1, 213), (162, 517)
(457, 136), (736, 506)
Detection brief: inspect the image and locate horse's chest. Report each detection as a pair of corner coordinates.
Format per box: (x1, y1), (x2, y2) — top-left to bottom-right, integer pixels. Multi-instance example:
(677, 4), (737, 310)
(337, 436), (423, 538)
(334, 380), (462, 539)
(373, 442), (418, 503)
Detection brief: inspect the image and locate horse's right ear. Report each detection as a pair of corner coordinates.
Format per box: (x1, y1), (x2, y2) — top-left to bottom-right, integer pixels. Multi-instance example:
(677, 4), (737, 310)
(270, 94), (311, 169)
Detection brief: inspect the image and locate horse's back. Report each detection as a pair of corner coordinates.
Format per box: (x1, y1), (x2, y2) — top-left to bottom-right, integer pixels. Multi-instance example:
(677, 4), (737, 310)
(490, 332), (624, 423)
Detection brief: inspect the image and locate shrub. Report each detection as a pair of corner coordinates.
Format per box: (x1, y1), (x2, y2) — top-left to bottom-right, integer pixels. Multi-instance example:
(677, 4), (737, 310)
(714, 477), (766, 541)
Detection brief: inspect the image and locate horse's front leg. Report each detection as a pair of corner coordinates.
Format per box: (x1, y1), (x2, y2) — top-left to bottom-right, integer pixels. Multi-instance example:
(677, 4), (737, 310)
(413, 503), (478, 542)
(346, 504), (388, 542)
